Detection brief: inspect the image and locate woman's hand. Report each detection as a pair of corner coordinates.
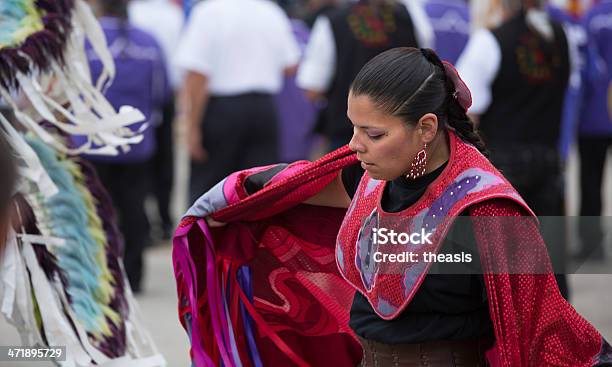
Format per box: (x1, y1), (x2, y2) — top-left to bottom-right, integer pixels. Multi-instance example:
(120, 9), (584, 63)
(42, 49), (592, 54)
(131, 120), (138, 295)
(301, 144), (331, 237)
(188, 127), (208, 162)
(206, 216), (226, 228)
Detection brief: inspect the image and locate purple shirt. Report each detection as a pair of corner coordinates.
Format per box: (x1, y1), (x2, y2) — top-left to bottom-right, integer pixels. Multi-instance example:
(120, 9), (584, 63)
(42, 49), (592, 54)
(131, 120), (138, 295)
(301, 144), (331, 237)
(547, 5), (588, 157)
(81, 17), (169, 163)
(425, 0), (470, 65)
(580, 0), (612, 136)
(275, 20), (318, 161)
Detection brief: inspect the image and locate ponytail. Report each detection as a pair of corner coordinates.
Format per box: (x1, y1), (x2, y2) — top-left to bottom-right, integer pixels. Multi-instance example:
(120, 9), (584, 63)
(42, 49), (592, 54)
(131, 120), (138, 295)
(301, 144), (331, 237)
(446, 97), (489, 157)
(420, 48), (489, 156)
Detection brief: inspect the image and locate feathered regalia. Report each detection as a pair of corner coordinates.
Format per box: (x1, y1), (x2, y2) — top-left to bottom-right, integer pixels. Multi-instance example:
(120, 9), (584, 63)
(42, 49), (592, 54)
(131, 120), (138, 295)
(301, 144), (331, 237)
(0, 0), (165, 366)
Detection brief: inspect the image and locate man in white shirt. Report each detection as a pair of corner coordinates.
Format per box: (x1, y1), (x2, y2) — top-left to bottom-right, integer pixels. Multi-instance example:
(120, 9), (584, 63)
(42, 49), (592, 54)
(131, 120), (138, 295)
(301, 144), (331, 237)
(456, 0), (571, 299)
(296, 0), (433, 151)
(129, 0), (184, 88)
(128, 0), (185, 238)
(176, 0), (300, 201)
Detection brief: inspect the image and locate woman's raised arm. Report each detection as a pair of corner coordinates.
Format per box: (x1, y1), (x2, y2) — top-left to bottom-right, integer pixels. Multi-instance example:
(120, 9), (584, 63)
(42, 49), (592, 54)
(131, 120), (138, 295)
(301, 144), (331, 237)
(304, 172), (352, 208)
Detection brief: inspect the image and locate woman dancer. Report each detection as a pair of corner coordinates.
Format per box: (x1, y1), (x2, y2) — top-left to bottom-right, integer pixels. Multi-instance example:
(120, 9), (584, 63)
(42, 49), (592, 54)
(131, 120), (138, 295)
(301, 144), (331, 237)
(175, 47), (612, 366)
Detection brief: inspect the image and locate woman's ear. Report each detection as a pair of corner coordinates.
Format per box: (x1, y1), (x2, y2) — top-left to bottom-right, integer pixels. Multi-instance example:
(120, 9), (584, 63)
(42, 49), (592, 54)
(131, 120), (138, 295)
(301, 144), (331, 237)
(417, 113), (439, 143)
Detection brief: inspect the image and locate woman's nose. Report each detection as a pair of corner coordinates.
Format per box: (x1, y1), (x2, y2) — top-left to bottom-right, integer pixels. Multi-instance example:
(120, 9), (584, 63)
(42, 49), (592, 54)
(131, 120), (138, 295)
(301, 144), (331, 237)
(348, 134), (365, 153)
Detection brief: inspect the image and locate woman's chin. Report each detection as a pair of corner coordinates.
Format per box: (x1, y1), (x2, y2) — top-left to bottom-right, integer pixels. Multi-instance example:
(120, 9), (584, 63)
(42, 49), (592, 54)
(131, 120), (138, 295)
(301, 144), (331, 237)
(361, 164), (398, 181)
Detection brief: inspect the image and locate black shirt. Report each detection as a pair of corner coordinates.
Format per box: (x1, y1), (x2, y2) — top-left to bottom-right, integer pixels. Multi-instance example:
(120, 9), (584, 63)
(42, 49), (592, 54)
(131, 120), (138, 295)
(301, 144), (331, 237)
(325, 1), (419, 142)
(341, 163), (494, 344)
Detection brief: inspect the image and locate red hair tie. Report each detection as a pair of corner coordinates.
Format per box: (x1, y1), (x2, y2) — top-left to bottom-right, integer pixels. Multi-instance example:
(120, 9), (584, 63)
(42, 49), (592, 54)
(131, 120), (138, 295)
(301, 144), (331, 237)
(442, 61), (472, 112)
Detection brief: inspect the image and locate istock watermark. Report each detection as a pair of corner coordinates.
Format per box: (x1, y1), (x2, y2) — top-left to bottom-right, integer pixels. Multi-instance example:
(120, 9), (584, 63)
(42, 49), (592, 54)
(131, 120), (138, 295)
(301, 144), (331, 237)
(372, 251), (473, 263)
(358, 216), (612, 274)
(371, 228), (433, 245)
(369, 227), (472, 264)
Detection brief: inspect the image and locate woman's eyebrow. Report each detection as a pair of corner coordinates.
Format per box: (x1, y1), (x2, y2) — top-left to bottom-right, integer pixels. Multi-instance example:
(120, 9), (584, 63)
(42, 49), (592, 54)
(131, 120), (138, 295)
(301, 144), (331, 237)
(347, 119), (373, 129)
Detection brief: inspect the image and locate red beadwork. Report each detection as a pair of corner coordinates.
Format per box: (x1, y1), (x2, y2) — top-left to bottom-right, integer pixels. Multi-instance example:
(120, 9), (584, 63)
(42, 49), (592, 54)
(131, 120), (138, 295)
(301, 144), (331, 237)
(174, 136), (608, 366)
(337, 132), (536, 320)
(335, 132), (605, 365)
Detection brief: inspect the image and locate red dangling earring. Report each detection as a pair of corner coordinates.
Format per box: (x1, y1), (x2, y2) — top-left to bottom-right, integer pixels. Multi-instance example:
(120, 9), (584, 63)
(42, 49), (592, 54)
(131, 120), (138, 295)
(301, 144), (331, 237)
(406, 144), (428, 180)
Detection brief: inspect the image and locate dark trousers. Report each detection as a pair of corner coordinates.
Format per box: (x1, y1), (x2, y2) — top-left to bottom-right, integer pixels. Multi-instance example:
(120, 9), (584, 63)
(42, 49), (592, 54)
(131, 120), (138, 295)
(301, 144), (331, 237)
(94, 161), (151, 292)
(152, 99), (175, 230)
(189, 93), (279, 203)
(578, 136), (611, 258)
(489, 143), (569, 299)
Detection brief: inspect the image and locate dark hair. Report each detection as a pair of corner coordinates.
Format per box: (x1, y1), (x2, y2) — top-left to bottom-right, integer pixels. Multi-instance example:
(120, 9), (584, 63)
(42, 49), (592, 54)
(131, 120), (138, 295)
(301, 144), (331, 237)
(0, 131), (17, 212)
(350, 47), (487, 155)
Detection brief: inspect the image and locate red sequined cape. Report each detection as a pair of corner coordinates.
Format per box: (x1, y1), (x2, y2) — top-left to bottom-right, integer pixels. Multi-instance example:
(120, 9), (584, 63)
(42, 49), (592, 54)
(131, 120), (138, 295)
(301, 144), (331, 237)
(173, 143), (611, 367)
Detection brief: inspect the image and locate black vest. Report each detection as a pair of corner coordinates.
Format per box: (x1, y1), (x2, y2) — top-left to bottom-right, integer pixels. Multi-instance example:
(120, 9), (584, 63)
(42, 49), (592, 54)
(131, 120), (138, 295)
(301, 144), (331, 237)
(479, 12), (569, 147)
(326, 1), (419, 141)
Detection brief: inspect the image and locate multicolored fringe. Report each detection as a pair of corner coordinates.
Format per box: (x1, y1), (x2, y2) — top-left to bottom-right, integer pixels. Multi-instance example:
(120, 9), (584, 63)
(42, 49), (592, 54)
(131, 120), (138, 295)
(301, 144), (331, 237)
(0, 0), (74, 89)
(0, 0), (163, 365)
(0, 135), (165, 366)
(0, 0), (147, 158)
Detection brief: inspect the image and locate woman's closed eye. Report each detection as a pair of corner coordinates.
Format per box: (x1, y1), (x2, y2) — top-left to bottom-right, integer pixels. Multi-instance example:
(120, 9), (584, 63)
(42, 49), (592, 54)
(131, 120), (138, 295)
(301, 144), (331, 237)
(367, 130), (386, 140)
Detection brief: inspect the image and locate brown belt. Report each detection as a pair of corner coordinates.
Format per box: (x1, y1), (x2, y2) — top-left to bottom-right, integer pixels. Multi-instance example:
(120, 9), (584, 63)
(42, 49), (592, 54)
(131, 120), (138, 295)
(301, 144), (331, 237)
(358, 337), (491, 367)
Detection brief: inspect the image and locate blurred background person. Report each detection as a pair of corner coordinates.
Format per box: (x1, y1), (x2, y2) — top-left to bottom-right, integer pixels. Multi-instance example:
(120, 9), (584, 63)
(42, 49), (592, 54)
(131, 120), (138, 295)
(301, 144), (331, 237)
(304, 0), (340, 28)
(546, 0), (587, 165)
(457, 0), (571, 299)
(574, 0), (612, 261)
(545, 0), (591, 265)
(424, 0), (470, 65)
(129, 0), (185, 240)
(276, 3), (320, 161)
(84, 0), (170, 293)
(177, 0), (300, 202)
(301, 0), (340, 159)
(129, 0), (184, 89)
(296, 0), (433, 152)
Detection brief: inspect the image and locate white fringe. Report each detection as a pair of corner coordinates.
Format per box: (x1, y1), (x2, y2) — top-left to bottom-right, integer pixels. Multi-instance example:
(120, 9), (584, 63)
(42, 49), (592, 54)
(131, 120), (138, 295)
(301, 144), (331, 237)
(1, 0), (146, 157)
